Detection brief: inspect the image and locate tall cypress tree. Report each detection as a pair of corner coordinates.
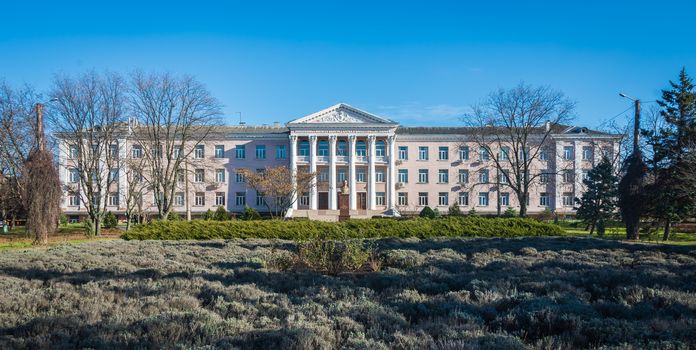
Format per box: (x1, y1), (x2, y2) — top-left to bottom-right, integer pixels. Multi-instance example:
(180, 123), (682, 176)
(575, 157), (618, 236)
(644, 68), (696, 240)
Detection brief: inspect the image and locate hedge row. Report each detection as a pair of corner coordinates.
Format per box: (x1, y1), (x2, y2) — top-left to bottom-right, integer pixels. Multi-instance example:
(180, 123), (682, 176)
(121, 216), (565, 241)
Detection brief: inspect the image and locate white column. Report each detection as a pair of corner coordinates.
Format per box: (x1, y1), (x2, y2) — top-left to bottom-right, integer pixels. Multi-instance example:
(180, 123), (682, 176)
(554, 140), (564, 211)
(289, 135), (298, 212)
(309, 135), (318, 210)
(329, 135), (337, 210)
(573, 140), (582, 198)
(348, 135), (357, 210)
(387, 135), (397, 213)
(368, 135), (376, 210)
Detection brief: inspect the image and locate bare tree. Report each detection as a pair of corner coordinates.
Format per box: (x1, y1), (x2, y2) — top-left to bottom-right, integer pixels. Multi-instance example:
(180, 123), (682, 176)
(238, 166), (315, 218)
(122, 144), (148, 230)
(464, 83), (576, 217)
(129, 71), (222, 220)
(49, 71), (127, 236)
(0, 81), (41, 224)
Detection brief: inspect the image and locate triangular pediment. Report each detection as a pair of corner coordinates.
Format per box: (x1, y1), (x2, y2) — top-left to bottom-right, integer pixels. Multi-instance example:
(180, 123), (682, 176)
(288, 103), (397, 125)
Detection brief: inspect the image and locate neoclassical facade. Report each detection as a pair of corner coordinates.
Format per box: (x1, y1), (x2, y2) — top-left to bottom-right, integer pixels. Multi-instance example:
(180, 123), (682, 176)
(58, 103), (621, 221)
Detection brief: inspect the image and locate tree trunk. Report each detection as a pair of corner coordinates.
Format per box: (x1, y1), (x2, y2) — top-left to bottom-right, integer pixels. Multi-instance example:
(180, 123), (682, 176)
(597, 219), (605, 236)
(626, 222), (639, 240)
(589, 222), (595, 235)
(95, 218), (102, 237)
(662, 221), (671, 241)
(125, 213), (132, 231)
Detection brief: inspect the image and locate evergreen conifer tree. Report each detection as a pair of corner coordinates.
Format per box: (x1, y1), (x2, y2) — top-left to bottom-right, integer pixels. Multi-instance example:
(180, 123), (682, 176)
(575, 157), (618, 235)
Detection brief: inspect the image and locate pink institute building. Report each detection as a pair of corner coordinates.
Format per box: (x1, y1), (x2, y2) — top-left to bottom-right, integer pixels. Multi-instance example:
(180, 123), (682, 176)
(58, 103), (621, 221)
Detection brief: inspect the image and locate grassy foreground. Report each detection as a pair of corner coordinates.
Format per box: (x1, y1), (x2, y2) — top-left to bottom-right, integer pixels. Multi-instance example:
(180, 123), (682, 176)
(0, 237), (695, 349)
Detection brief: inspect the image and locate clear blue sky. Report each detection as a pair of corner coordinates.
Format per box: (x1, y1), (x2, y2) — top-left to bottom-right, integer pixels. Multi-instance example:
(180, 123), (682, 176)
(1, 0), (694, 127)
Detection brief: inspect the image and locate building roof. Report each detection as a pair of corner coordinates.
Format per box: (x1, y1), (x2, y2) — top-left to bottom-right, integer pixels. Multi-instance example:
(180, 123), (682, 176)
(396, 124), (615, 137)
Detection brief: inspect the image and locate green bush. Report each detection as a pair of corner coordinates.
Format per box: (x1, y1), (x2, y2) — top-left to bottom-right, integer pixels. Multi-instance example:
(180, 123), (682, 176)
(59, 213), (68, 226)
(241, 207), (261, 221)
(213, 206), (229, 221)
(203, 209), (214, 220)
(419, 206), (436, 219)
(121, 216), (565, 240)
(103, 211), (118, 229)
(503, 207), (517, 218)
(448, 204), (463, 216)
(167, 211), (180, 221)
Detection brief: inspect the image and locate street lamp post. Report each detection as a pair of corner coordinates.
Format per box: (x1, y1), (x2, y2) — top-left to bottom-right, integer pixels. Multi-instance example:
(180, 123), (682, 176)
(619, 93), (641, 154)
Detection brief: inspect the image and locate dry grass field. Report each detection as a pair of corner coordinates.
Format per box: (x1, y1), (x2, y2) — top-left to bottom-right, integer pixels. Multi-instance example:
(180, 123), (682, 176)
(0, 237), (695, 349)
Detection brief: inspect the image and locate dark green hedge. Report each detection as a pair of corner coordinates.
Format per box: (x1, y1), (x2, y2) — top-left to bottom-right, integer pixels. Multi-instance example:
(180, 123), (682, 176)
(121, 216), (565, 240)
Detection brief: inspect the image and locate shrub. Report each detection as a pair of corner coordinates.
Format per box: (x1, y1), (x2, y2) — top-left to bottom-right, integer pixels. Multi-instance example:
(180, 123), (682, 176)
(468, 208), (478, 216)
(241, 207), (261, 221)
(121, 216), (565, 240)
(213, 206), (229, 221)
(419, 206), (436, 219)
(448, 204), (463, 216)
(59, 213), (68, 226)
(203, 209), (214, 220)
(503, 207), (517, 218)
(103, 211), (118, 229)
(297, 239), (375, 275)
(167, 211), (181, 221)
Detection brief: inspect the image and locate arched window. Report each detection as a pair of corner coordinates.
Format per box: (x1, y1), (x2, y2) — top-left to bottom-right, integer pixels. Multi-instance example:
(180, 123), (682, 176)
(318, 140), (329, 156)
(337, 140), (347, 156)
(298, 140), (309, 156)
(375, 140), (386, 157)
(356, 140), (367, 156)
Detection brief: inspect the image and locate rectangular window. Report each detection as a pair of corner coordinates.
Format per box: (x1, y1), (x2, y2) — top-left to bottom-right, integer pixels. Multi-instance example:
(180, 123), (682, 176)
(174, 192), (184, 207)
(458, 169), (469, 184)
(478, 192), (489, 206)
(68, 194), (80, 206)
(131, 145), (142, 159)
(299, 192), (310, 206)
(501, 192), (510, 206)
(214, 145), (225, 158)
(215, 192), (225, 206)
(235, 171), (246, 183)
(109, 169), (119, 182)
(418, 169), (429, 183)
(69, 168), (80, 183)
(109, 144), (119, 158)
(418, 192), (428, 206)
(256, 145), (266, 159)
(256, 192), (265, 206)
(539, 149), (549, 161)
(582, 146), (593, 161)
(195, 169), (204, 183)
(68, 145), (79, 159)
(540, 172), (550, 183)
(438, 169), (449, 184)
(479, 147), (490, 161)
(318, 170), (328, 182)
(171, 145), (181, 159)
(338, 170), (347, 183)
(500, 146), (509, 160)
(438, 146), (449, 160)
(195, 192), (205, 206)
(479, 169), (489, 183)
(459, 146), (469, 160)
(419, 146), (429, 160)
(357, 169), (366, 183)
(563, 170), (574, 183)
(276, 145), (286, 159)
(602, 147), (613, 160)
(235, 192), (246, 206)
(397, 192), (408, 206)
(438, 192), (448, 206)
(499, 170), (509, 184)
(376, 192), (385, 206)
(108, 192), (119, 206)
(215, 169), (225, 183)
(235, 145), (246, 159)
(398, 146), (408, 160)
(458, 192), (469, 206)
(563, 146), (574, 160)
(563, 192), (574, 206)
(194, 145), (205, 159)
(376, 169), (385, 183)
(398, 169), (408, 183)
(539, 193), (549, 206)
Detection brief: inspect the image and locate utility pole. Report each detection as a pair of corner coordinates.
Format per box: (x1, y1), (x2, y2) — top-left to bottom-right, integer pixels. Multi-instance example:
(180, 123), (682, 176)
(35, 103), (45, 151)
(632, 99), (641, 154)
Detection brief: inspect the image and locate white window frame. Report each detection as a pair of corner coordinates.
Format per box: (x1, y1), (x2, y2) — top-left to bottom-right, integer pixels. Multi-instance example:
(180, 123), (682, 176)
(418, 146), (429, 160)
(418, 169), (428, 184)
(194, 145), (205, 159)
(438, 169), (448, 184)
(194, 192), (205, 206)
(214, 145), (225, 158)
(398, 169), (408, 183)
(418, 192), (428, 206)
(478, 192), (489, 206)
(438, 192), (448, 206)
(438, 146), (449, 160)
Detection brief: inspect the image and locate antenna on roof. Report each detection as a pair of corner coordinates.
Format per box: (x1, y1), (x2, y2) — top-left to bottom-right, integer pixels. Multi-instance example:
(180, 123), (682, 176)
(236, 112), (245, 125)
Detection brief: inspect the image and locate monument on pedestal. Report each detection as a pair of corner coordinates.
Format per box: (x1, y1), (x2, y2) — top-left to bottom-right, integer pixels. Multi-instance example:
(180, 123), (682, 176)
(338, 180), (350, 221)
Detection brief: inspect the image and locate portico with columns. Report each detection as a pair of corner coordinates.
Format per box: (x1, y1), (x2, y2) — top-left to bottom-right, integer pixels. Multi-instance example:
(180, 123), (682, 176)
(286, 103), (399, 219)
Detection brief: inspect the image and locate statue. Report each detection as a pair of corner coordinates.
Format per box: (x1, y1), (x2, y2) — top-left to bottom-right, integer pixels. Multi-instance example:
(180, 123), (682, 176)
(341, 180), (349, 194)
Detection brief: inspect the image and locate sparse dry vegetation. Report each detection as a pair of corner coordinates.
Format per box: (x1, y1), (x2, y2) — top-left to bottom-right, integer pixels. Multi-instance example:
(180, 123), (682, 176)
(1, 237), (695, 349)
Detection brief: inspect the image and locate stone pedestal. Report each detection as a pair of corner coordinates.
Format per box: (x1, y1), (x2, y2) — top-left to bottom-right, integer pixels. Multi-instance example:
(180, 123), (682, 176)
(338, 193), (350, 221)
